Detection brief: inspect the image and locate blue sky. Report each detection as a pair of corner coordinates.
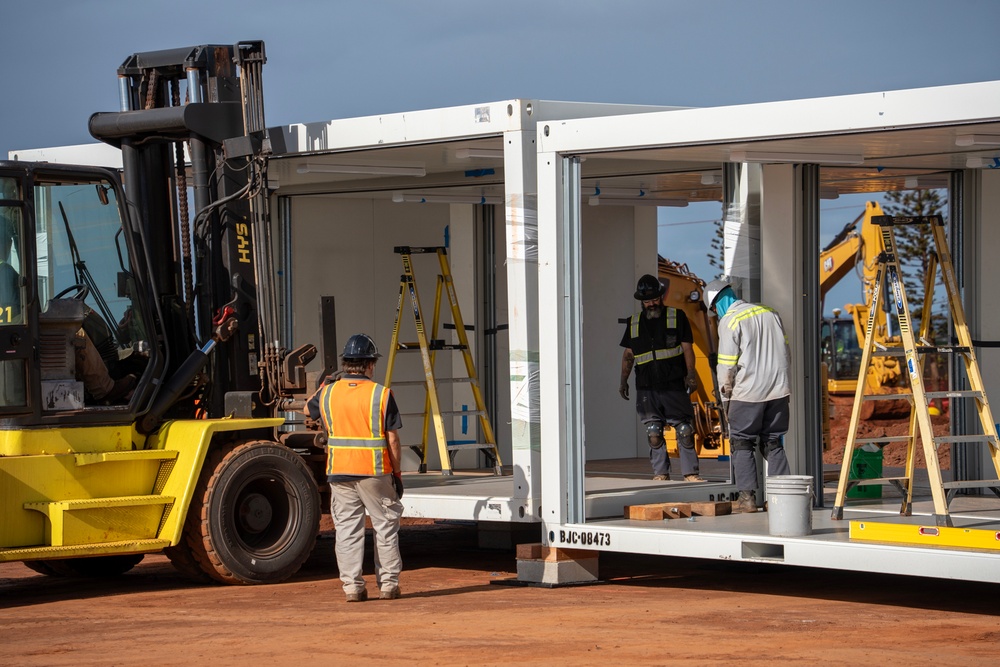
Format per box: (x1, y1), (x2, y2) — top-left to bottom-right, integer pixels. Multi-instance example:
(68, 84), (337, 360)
(2, 0), (995, 313)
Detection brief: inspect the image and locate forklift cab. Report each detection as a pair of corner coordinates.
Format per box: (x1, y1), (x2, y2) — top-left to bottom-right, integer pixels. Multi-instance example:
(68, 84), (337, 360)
(0, 163), (157, 422)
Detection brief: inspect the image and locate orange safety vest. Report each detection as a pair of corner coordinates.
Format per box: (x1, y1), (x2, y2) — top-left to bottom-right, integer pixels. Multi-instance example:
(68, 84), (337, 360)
(318, 377), (393, 476)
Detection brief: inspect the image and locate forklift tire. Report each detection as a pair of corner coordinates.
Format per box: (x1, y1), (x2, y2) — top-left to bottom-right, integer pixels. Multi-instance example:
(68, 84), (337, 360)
(185, 440), (320, 585)
(163, 540), (214, 584)
(23, 554), (144, 577)
(22, 560), (61, 576)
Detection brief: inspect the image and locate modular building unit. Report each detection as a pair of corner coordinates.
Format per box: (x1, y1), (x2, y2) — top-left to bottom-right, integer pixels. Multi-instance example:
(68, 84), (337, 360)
(242, 99), (683, 526)
(534, 81), (1000, 582)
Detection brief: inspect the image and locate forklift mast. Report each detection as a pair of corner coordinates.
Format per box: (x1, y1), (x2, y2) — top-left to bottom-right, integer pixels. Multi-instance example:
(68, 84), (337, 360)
(89, 41), (311, 423)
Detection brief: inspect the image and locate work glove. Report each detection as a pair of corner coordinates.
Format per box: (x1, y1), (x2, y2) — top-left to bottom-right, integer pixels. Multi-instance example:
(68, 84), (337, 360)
(619, 381), (630, 400)
(684, 372), (698, 391)
(719, 382), (732, 400)
(391, 474), (404, 499)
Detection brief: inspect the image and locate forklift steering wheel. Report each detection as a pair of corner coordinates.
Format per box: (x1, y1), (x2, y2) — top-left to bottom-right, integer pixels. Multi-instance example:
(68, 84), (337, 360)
(53, 284), (90, 300)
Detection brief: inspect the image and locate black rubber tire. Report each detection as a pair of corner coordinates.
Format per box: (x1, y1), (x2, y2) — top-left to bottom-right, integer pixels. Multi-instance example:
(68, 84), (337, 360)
(22, 560), (62, 576)
(163, 539), (214, 584)
(24, 554), (144, 577)
(185, 440), (320, 585)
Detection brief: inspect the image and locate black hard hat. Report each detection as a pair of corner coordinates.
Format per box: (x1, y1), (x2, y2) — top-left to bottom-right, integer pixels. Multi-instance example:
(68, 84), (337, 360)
(342, 333), (381, 360)
(634, 274), (665, 300)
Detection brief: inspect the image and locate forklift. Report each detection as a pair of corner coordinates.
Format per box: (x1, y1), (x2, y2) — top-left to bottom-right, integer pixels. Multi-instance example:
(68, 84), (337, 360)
(0, 41), (328, 584)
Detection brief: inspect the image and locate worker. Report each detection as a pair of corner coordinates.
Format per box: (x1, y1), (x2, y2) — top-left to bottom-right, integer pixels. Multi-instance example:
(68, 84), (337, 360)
(619, 274), (704, 482)
(1, 212), (21, 323)
(307, 333), (404, 602)
(1, 202), (25, 408)
(2, 209), (132, 405)
(704, 279), (791, 513)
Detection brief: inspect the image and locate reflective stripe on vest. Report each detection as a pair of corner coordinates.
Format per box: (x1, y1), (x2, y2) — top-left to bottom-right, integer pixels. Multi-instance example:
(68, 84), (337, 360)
(717, 352), (739, 366)
(727, 304), (775, 330)
(630, 307), (682, 366)
(319, 378), (392, 476)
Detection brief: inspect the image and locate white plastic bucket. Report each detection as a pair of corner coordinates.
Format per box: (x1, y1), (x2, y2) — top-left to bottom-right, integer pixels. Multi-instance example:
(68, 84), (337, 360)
(766, 475), (814, 537)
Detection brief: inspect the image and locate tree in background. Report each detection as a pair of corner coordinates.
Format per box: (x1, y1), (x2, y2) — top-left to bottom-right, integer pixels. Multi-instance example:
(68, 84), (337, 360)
(707, 218), (725, 278)
(882, 187), (949, 397)
(882, 187), (948, 334)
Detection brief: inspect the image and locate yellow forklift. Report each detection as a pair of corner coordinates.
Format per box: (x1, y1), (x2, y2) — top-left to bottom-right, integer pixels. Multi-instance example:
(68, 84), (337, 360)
(0, 41), (327, 584)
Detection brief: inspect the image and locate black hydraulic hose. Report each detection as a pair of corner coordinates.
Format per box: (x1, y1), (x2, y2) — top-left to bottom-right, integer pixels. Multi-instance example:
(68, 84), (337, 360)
(136, 338), (216, 434)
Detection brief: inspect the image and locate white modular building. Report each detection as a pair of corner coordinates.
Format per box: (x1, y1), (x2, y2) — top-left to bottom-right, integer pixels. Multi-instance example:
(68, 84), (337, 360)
(534, 81), (1000, 582)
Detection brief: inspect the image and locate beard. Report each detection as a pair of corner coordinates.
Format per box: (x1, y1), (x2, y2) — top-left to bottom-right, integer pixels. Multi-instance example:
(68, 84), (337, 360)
(644, 304), (663, 319)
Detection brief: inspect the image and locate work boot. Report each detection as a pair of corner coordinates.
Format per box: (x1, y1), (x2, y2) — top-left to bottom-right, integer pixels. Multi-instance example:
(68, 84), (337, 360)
(652, 474), (669, 481)
(735, 491), (758, 513)
(103, 374), (136, 404)
(345, 589), (368, 603)
(379, 587), (401, 600)
(683, 474), (706, 482)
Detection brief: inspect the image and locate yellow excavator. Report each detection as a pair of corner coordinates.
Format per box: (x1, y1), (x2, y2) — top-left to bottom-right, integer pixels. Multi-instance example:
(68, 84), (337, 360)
(819, 201), (914, 419)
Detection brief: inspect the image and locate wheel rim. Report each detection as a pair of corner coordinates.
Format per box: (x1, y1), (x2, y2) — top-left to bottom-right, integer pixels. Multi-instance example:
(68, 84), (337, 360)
(230, 475), (300, 557)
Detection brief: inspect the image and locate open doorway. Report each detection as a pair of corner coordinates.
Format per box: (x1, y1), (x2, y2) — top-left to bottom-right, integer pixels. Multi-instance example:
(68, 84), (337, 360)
(818, 177), (953, 500)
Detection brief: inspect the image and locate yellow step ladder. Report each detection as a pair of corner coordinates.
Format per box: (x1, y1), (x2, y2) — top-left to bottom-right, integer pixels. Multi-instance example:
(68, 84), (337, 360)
(384, 246), (502, 476)
(831, 214), (1000, 526)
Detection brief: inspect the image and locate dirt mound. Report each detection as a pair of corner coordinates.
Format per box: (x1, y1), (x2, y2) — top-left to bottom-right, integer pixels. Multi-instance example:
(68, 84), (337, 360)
(823, 396), (951, 469)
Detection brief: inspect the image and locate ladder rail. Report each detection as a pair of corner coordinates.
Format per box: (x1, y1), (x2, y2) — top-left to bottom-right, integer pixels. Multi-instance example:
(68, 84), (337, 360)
(832, 261), (891, 517)
(436, 249), (500, 452)
(384, 246), (503, 475)
(931, 222), (1000, 481)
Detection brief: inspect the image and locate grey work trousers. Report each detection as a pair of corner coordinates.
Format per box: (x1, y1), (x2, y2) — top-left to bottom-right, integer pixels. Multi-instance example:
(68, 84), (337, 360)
(636, 388), (698, 477)
(727, 397), (791, 492)
(330, 475), (403, 595)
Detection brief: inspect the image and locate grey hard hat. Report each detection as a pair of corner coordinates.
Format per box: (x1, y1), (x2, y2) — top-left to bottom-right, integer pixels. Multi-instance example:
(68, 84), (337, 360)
(342, 333), (381, 360)
(703, 279), (732, 310)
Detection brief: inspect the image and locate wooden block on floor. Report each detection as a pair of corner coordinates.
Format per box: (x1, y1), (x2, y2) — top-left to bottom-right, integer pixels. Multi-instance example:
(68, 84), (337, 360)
(540, 546), (598, 562)
(689, 501), (732, 516)
(626, 500), (734, 521)
(516, 542), (543, 560)
(625, 504), (666, 521)
(664, 503), (692, 519)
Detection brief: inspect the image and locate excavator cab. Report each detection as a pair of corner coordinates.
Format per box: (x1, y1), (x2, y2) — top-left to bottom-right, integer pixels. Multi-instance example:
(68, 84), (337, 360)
(0, 163), (157, 422)
(820, 315), (863, 392)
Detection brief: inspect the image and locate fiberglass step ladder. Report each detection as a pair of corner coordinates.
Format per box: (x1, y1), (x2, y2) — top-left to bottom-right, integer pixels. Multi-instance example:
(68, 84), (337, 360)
(384, 246), (502, 476)
(831, 214), (1000, 527)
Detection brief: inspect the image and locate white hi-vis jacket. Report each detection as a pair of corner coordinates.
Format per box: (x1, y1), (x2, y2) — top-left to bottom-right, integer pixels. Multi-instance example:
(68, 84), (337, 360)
(716, 300), (791, 403)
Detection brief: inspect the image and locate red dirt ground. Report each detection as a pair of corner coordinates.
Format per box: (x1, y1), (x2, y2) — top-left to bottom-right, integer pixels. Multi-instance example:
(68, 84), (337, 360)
(824, 396), (951, 469)
(2, 519), (998, 666)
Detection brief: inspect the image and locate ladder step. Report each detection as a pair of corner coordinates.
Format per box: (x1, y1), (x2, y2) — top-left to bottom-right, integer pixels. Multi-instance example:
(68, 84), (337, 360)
(395, 342), (467, 351)
(861, 393), (913, 401)
(924, 390), (982, 400)
(854, 436), (913, 445)
(446, 443), (498, 452)
(942, 479), (1000, 491)
(932, 435), (998, 446)
(871, 348), (906, 357)
(390, 378), (473, 387)
(848, 476), (911, 487)
(399, 410), (485, 418)
(916, 346), (970, 355)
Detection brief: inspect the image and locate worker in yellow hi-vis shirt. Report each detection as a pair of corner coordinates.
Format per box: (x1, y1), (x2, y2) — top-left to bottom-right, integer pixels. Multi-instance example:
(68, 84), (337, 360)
(705, 280), (791, 513)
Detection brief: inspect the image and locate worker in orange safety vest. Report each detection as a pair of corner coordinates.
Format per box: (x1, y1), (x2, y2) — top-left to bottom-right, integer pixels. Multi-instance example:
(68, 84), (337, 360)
(307, 333), (404, 602)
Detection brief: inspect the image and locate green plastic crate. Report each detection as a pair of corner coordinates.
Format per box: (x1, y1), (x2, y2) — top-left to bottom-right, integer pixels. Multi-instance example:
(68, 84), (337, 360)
(847, 447), (883, 499)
